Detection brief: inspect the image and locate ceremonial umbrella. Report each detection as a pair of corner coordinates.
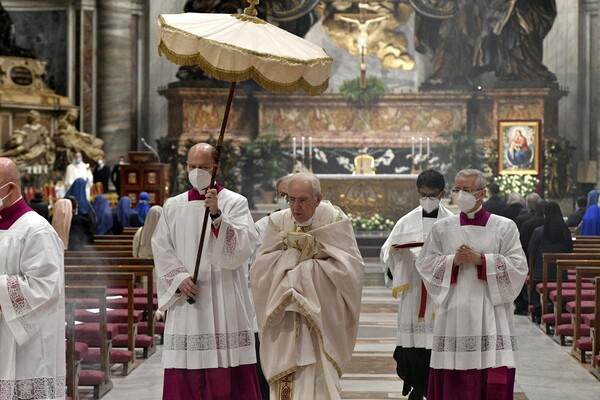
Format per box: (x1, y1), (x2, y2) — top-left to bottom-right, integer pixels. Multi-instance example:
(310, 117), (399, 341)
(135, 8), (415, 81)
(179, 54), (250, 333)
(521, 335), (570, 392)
(158, 0), (333, 303)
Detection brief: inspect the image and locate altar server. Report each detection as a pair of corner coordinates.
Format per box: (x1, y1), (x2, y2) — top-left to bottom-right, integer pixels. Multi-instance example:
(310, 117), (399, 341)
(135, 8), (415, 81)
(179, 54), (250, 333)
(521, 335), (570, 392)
(416, 168), (527, 400)
(152, 143), (261, 400)
(381, 169), (453, 400)
(0, 157), (66, 400)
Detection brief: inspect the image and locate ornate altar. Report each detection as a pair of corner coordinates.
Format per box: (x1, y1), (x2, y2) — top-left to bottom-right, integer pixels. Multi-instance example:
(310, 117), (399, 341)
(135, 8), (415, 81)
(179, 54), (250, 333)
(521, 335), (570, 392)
(317, 174), (418, 220)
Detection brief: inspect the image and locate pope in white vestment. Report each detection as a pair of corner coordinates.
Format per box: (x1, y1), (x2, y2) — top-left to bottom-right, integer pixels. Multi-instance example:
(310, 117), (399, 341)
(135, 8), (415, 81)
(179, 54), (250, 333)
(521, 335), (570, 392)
(64, 153), (93, 200)
(251, 173), (364, 400)
(0, 158), (65, 400)
(151, 143), (260, 400)
(380, 170), (453, 400)
(416, 169), (528, 400)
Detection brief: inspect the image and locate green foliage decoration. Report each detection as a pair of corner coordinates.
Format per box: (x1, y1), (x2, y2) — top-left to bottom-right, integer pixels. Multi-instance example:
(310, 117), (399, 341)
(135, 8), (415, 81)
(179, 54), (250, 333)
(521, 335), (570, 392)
(494, 174), (539, 198)
(339, 76), (387, 104)
(347, 213), (395, 233)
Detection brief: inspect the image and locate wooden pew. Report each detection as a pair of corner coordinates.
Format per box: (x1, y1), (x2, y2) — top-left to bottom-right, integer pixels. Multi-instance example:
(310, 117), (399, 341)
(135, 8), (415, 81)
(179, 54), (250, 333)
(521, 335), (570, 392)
(66, 251), (133, 258)
(571, 267), (600, 362)
(65, 272), (137, 375)
(92, 239), (134, 246)
(590, 276), (600, 380)
(65, 299), (79, 400)
(538, 253), (600, 334)
(553, 260), (600, 345)
(65, 285), (112, 399)
(84, 244), (133, 252)
(65, 265), (157, 357)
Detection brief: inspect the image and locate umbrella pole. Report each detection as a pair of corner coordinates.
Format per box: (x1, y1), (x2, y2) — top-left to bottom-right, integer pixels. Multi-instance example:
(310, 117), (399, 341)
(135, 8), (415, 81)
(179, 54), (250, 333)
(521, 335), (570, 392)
(187, 81), (237, 305)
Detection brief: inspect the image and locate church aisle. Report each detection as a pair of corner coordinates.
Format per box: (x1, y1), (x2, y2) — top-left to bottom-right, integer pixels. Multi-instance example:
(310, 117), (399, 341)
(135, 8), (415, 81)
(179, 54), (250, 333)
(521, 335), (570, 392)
(92, 284), (600, 400)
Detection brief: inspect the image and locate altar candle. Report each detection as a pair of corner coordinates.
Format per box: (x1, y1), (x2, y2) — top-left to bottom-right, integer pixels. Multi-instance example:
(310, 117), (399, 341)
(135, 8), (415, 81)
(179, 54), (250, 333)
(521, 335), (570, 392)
(292, 137), (296, 155)
(419, 137), (423, 154)
(427, 137), (430, 157)
(301, 137), (305, 158)
(411, 137), (415, 158)
(309, 137), (312, 156)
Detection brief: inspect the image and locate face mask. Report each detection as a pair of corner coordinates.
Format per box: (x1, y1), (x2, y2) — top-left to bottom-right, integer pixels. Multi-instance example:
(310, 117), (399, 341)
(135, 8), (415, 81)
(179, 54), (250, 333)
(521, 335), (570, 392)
(277, 197), (289, 210)
(75, 157), (82, 164)
(0, 182), (12, 208)
(98, 160), (104, 167)
(456, 190), (478, 214)
(119, 160), (125, 165)
(419, 197), (440, 214)
(188, 168), (212, 190)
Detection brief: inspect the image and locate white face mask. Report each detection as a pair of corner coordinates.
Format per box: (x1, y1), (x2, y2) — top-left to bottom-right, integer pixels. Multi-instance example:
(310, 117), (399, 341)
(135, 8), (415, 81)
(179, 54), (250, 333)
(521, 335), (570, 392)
(419, 197), (440, 214)
(75, 157), (82, 164)
(188, 168), (212, 190)
(98, 160), (104, 167)
(456, 190), (478, 214)
(277, 197), (289, 210)
(0, 182), (12, 208)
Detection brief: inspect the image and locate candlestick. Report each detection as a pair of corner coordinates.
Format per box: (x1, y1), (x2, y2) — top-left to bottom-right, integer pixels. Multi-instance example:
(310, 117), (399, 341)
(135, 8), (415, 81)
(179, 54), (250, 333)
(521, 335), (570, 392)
(427, 137), (430, 158)
(292, 137), (297, 173)
(419, 137), (423, 155)
(309, 137), (313, 172)
(411, 137), (415, 159)
(301, 137), (305, 171)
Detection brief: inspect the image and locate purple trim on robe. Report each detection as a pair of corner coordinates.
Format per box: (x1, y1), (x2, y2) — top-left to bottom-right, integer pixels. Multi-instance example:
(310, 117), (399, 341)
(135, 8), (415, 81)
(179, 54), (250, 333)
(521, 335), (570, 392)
(163, 365), (261, 400)
(187, 183), (224, 201)
(459, 208), (491, 227)
(0, 198), (33, 230)
(428, 367), (515, 400)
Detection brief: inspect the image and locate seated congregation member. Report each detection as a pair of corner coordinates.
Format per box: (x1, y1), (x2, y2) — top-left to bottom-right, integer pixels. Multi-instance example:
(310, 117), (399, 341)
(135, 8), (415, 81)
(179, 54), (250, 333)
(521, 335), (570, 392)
(500, 192), (526, 221)
(482, 183), (505, 215)
(416, 169), (527, 400)
(28, 190), (49, 221)
(132, 205), (162, 258)
(380, 170), (453, 400)
(65, 177), (97, 229)
(130, 191), (151, 227)
(0, 157), (65, 400)
(51, 198), (73, 250)
(92, 194), (114, 235)
(251, 172), (364, 399)
(115, 195), (132, 229)
(566, 196), (587, 228)
(152, 143), (261, 400)
(67, 196), (94, 251)
(514, 192), (541, 229)
(528, 201), (573, 322)
(579, 189), (600, 235)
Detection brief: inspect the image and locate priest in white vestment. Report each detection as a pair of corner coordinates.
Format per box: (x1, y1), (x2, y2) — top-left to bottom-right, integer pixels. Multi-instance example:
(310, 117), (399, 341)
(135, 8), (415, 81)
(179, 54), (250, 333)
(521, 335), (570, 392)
(381, 170), (453, 400)
(64, 152), (93, 199)
(251, 173), (364, 400)
(416, 169), (528, 400)
(0, 157), (65, 400)
(152, 144), (261, 400)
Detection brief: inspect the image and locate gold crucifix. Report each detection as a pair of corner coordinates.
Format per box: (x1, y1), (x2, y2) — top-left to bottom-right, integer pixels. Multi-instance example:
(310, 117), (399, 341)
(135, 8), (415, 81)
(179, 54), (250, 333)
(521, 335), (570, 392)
(335, 1), (389, 88)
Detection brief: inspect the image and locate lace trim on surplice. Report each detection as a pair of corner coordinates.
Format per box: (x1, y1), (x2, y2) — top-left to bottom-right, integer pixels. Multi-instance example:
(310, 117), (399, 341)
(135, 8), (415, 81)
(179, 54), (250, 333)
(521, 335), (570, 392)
(164, 330), (254, 351)
(494, 254), (514, 302)
(0, 375), (66, 400)
(433, 334), (517, 353)
(398, 321), (434, 335)
(222, 226), (237, 259)
(428, 256), (448, 297)
(158, 266), (189, 298)
(6, 276), (36, 335)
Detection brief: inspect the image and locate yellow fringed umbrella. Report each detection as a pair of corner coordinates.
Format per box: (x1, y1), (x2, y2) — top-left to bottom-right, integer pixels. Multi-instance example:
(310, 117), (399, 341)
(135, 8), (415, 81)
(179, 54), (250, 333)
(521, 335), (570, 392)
(158, 0), (333, 304)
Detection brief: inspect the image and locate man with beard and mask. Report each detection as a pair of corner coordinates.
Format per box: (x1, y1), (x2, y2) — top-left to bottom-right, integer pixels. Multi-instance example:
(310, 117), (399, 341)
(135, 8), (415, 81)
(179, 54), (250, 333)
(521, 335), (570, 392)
(152, 143), (261, 400)
(380, 170), (453, 400)
(415, 169), (527, 400)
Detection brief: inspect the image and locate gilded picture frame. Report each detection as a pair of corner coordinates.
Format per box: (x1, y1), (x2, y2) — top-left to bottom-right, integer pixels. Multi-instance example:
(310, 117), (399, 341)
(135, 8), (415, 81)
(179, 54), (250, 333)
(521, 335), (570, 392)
(498, 120), (540, 175)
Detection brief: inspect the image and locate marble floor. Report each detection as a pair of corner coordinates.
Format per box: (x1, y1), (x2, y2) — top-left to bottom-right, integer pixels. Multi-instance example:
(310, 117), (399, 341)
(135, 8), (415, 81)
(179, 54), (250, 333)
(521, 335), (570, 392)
(81, 264), (600, 400)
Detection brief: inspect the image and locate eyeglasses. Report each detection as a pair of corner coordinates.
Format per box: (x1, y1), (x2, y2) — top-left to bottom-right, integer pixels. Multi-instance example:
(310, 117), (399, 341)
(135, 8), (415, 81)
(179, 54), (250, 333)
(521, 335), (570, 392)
(451, 188), (483, 195)
(417, 192), (441, 200)
(187, 164), (213, 172)
(287, 197), (310, 206)
(274, 192), (288, 200)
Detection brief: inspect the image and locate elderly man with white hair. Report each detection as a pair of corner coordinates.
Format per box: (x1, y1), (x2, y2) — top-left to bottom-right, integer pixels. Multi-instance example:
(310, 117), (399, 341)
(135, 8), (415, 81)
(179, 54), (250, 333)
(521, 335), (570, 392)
(251, 172), (364, 400)
(416, 168), (527, 400)
(0, 157), (65, 399)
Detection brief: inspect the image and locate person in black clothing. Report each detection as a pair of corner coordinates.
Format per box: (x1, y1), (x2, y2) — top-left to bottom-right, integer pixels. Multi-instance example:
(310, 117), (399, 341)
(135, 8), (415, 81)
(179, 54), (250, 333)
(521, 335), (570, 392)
(527, 202), (573, 322)
(500, 192), (525, 221)
(93, 156), (110, 193)
(514, 192), (541, 229)
(111, 156), (126, 196)
(28, 190), (49, 221)
(66, 196), (94, 251)
(566, 196), (587, 227)
(482, 183), (506, 214)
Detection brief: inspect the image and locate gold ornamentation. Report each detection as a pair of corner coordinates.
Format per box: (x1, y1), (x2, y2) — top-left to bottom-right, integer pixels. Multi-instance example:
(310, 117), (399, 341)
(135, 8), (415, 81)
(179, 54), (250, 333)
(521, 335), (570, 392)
(233, 13), (267, 24)
(243, 0), (260, 17)
(147, 172), (157, 184)
(128, 172), (137, 184)
(392, 283), (410, 298)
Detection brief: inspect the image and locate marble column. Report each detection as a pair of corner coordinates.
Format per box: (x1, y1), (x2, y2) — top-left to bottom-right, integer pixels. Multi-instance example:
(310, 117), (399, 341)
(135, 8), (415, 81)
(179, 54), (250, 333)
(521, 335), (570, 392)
(97, 0), (133, 163)
(581, 0), (599, 181)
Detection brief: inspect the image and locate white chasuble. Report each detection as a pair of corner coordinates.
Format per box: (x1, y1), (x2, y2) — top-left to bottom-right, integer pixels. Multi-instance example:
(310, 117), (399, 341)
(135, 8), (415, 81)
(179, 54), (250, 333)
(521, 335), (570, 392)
(0, 200), (65, 399)
(415, 212), (527, 370)
(250, 201), (364, 400)
(381, 205), (454, 349)
(152, 189), (258, 369)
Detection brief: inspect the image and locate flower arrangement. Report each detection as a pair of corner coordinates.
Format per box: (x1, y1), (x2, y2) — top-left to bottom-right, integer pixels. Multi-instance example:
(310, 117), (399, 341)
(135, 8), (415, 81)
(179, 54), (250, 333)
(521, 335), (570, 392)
(347, 213), (395, 232)
(494, 174), (539, 198)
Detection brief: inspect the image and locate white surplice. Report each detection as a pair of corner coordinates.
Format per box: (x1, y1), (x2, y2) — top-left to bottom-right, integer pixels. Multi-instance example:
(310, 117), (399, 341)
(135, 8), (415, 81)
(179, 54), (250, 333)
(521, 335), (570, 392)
(64, 162), (93, 199)
(415, 211), (527, 370)
(0, 201), (65, 400)
(380, 205), (454, 349)
(152, 189), (258, 370)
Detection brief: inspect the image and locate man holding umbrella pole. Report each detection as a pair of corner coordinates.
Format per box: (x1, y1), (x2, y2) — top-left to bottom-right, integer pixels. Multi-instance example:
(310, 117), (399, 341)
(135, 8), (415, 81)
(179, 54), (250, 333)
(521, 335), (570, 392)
(152, 143), (260, 400)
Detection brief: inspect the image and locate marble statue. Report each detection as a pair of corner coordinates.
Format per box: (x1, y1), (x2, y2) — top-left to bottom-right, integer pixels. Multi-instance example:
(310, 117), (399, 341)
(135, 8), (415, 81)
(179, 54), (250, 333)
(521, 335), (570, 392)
(0, 110), (54, 166)
(53, 109), (104, 162)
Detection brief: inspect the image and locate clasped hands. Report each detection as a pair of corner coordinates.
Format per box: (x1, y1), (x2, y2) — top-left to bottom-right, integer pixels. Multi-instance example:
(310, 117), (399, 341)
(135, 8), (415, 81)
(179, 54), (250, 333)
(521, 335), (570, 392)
(453, 244), (482, 266)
